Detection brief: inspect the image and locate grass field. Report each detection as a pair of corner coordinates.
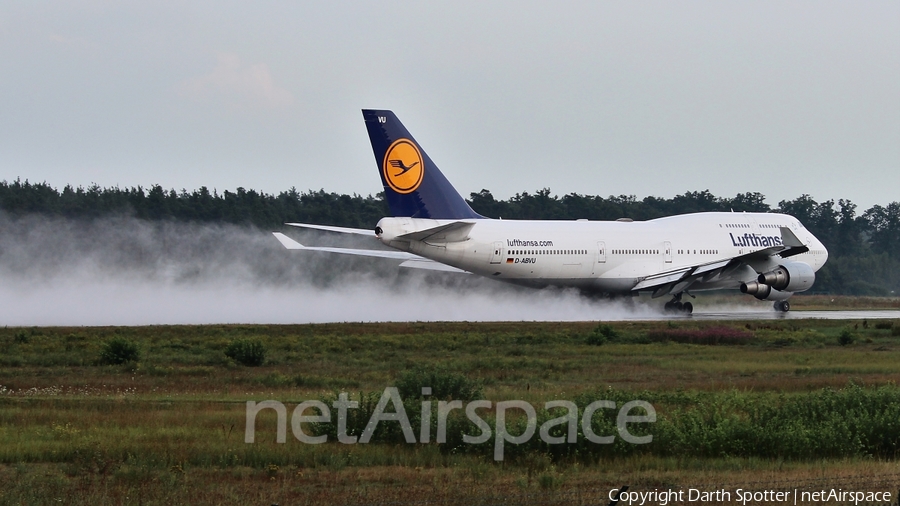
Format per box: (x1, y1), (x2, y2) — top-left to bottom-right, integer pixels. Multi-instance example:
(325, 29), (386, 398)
(2, 317), (900, 505)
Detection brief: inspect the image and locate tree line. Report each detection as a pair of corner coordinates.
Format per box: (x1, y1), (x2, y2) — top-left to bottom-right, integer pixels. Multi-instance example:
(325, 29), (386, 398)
(1, 179), (897, 296)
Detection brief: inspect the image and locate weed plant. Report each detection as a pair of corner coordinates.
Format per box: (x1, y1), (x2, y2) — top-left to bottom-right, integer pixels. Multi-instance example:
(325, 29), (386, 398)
(585, 325), (618, 345)
(395, 366), (483, 401)
(838, 329), (856, 346)
(225, 338), (266, 366)
(99, 337), (140, 365)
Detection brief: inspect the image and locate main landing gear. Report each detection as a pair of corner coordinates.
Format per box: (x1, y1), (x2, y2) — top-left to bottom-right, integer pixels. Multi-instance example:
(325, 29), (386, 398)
(774, 300), (791, 313)
(664, 293), (693, 314)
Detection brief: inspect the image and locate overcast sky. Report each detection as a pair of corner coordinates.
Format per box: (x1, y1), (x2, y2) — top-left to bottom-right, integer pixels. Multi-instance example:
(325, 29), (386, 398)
(1, 1), (897, 210)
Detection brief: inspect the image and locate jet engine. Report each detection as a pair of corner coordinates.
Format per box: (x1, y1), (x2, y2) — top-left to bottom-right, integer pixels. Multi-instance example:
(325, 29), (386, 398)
(756, 262), (815, 293)
(739, 281), (792, 301)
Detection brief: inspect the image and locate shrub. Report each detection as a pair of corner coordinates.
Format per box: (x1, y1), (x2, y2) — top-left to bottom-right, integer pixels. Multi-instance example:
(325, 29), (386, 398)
(586, 324), (618, 346)
(395, 366), (482, 401)
(13, 332), (29, 344)
(225, 338), (266, 366)
(99, 337), (140, 365)
(874, 321), (893, 330)
(893, 323), (900, 337)
(838, 329), (855, 346)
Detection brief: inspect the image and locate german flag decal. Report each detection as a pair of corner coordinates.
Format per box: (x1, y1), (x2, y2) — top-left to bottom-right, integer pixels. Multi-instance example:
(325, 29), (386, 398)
(506, 258), (514, 263)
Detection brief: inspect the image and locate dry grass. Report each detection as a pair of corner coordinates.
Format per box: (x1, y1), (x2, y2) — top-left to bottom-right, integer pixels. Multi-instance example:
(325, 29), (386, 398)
(2, 319), (900, 504)
(2, 459), (899, 505)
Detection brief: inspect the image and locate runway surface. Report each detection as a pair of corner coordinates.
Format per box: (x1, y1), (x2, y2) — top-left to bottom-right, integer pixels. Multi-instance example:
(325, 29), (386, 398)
(651, 310), (900, 321)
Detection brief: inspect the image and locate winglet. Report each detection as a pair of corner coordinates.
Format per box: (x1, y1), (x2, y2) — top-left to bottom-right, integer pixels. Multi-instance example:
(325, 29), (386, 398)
(272, 232), (305, 250)
(778, 227), (810, 258)
(779, 227), (805, 247)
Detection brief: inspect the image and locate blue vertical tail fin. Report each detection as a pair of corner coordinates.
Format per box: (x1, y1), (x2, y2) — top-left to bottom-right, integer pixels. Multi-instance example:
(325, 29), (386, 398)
(362, 109), (483, 219)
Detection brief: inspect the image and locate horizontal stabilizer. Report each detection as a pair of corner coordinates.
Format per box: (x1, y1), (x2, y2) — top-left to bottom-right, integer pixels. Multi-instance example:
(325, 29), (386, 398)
(396, 221), (475, 242)
(273, 232), (305, 250)
(272, 233), (417, 260)
(399, 259), (468, 273)
(286, 223), (376, 236)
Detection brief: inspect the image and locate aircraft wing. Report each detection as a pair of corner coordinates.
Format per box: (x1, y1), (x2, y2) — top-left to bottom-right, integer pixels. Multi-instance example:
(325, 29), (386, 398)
(272, 233), (468, 273)
(631, 266), (697, 291)
(635, 256), (754, 297)
(635, 249), (802, 297)
(633, 259), (735, 294)
(635, 226), (808, 296)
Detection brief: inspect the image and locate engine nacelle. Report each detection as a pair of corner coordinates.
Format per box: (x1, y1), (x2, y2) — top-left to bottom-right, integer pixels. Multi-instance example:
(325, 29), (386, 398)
(757, 262), (815, 293)
(740, 281), (792, 301)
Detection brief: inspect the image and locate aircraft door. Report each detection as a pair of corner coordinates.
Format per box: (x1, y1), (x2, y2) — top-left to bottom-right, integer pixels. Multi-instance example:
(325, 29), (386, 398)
(489, 241), (503, 264)
(591, 241), (607, 276)
(664, 241), (672, 263)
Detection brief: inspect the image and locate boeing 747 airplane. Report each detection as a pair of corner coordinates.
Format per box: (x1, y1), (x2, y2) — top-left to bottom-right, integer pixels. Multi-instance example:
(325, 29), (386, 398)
(273, 110), (828, 313)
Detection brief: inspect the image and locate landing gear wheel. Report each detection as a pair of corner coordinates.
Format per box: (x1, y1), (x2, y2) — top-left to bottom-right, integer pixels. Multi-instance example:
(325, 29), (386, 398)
(774, 300), (791, 312)
(665, 293), (694, 314)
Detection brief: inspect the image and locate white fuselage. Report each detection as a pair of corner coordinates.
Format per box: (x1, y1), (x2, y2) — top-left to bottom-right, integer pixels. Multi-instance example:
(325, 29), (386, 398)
(376, 212), (828, 294)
